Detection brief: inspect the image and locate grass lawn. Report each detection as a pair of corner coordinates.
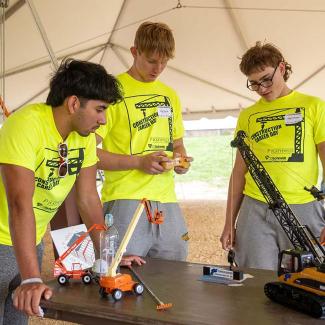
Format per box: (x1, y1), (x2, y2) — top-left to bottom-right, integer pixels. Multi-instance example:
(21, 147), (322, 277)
(175, 134), (234, 189)
(176, 133), (324, 194)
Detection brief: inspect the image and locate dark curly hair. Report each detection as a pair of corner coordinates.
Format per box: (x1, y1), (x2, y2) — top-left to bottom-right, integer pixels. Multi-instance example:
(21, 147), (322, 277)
(46, 58), (123, 107)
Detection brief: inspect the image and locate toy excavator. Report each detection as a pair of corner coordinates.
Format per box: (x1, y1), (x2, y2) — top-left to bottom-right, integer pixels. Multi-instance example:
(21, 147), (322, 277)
(232, 130), (325, 318)
(99, 198), (172, 310)
(54, 224), (106, 285)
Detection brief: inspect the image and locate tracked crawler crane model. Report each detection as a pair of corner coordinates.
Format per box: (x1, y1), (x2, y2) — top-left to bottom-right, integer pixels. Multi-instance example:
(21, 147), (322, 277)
(232, 130), (325, 318)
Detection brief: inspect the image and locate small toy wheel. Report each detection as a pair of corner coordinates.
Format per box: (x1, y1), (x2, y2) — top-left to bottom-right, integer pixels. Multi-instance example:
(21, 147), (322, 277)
(58, 275), (68, 285)
(82, 274), (92, 284)
(112, 289), (123, 301)
(133, 283), (144, 295)
(99, 287), (108, 298)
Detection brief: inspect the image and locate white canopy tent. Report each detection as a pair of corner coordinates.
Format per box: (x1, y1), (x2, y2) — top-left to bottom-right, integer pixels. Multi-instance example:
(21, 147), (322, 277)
(1, 0), (325, 121)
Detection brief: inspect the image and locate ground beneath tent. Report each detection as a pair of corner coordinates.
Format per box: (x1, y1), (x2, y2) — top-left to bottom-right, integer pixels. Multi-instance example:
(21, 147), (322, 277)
(29, 200), (227, 325)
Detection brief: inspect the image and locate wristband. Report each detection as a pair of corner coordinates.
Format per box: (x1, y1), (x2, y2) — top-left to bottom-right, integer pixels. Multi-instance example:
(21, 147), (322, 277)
(20, 277), (43, 285)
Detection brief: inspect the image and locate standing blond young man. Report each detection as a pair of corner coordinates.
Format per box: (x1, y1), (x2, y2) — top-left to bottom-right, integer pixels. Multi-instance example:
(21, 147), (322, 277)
(96, 22), (192, 261)
(220, 42), (325, 270)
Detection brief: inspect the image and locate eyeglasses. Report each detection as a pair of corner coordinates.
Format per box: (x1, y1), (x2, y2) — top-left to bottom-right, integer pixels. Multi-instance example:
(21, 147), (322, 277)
(247, 66), (278, 91)
(58, 143), (68, 178)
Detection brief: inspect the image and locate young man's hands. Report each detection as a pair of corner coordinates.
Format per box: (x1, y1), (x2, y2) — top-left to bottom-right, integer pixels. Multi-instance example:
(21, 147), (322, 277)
(13, 282), (52, 317)
(121, 255), (146, 266)
(138, 151), (193, 175)
(137, 151), (170, 174)
(220, 224), (236, 251)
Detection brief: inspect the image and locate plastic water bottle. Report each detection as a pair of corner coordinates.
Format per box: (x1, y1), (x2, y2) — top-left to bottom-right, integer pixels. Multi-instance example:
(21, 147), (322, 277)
(98, 213), (119, 275)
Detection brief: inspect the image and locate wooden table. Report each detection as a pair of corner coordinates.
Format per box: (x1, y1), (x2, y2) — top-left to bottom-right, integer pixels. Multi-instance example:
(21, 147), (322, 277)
(41, 258), (323, 325)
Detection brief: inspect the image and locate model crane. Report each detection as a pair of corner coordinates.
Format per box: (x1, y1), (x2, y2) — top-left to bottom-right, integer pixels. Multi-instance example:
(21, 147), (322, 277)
(232, 130), (325, 318)
(98, 199), (172, 310)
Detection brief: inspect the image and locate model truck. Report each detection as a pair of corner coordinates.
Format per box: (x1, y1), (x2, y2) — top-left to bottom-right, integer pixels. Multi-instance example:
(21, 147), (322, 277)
(98, 200), (146, 301)
(54, 224), (106, 285)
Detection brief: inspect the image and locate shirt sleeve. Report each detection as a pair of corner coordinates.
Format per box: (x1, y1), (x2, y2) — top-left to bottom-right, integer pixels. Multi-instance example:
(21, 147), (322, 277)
(82, 133), (98, 168)
(313, 98), (325, 145)
(172, 93), (185, 140)
(234, 110), (247, 139)
(0, 113), (40, 171)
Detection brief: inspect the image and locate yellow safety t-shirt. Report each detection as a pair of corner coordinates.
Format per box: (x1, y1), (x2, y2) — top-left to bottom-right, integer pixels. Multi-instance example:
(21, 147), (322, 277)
(236, 91), (325, 204)
(96, 72), (184, 203)
(0, 103), (98, 245)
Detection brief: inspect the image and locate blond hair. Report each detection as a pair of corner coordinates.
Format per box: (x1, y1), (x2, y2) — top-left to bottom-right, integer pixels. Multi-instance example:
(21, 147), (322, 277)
(134, 21), (175, 59)
(240, 41), (292, 81)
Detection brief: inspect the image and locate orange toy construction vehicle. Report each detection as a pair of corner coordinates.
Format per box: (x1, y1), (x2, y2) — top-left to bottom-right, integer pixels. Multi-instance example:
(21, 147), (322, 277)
(232, 131), (325, 318)
(98, 199), (172, 309)
(99, 201), (145, 301)
(54, 224), (106, 285)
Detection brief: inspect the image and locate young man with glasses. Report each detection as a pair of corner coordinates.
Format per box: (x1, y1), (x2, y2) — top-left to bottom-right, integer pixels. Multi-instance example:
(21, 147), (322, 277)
(96, 22), (192, 262)
(220, 42), (325, 270)
(0, 59), (142, 323)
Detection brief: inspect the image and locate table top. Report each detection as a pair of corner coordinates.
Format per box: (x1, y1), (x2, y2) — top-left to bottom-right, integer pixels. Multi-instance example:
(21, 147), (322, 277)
(41, 258), (324, 325)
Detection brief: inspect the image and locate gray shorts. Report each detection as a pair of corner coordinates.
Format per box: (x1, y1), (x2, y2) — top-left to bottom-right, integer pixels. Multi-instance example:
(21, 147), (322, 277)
(235, 196), (325, 270)
(0, 242), (43, 325)
(103, 199), (188, 261)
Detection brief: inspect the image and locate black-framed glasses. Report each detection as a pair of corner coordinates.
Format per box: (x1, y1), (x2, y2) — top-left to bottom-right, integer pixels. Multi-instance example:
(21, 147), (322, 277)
(58, 143), (68, 178)
(247, 66), (278, 91)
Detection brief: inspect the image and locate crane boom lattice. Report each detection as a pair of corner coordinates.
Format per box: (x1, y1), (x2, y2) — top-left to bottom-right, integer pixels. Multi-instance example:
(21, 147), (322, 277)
(231, 131), (325, 265)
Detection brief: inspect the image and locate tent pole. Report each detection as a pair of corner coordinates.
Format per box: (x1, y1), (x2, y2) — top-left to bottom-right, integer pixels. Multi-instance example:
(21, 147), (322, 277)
(0, 0), (8, 102)
(25, 0), (58, 70)
(0, 0), (9, 121)
(223, 0), (248, 52)
(293, 64), (325, 90)
(99, 0), (128, 64)
(13, 47), (104, 111)
(5, 43), (106, 78)
(0, 0), (24, 22)
(111, 45), (129, 69)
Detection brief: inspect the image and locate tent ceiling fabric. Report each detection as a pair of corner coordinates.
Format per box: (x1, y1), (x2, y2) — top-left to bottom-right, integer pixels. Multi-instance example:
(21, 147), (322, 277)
(1, 0), (325, 120)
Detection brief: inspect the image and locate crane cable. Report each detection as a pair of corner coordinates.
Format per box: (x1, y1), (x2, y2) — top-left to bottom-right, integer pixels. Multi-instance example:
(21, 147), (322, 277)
(0, 0), (9, 120)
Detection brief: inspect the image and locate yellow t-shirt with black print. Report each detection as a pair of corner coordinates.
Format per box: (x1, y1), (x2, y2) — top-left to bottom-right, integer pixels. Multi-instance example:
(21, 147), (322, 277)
(96, 72), (184, 203)
(0, 103), (98, 245)
(236, 91), (325, 204)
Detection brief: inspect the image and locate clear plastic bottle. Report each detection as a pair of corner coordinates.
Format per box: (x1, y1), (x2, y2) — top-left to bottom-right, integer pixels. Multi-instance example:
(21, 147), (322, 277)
(98, 213), (119, 275)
